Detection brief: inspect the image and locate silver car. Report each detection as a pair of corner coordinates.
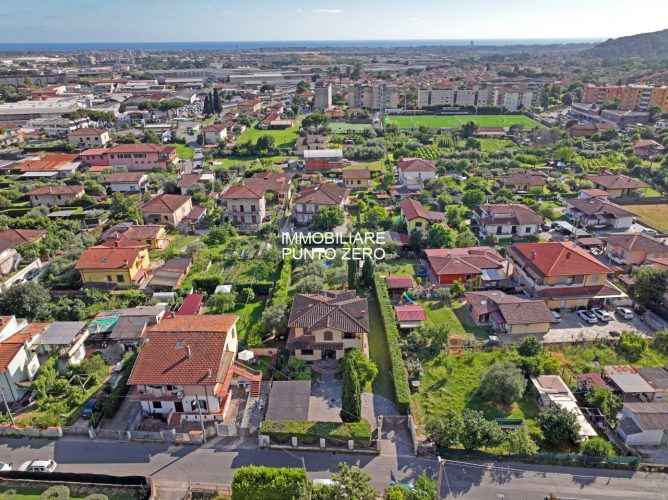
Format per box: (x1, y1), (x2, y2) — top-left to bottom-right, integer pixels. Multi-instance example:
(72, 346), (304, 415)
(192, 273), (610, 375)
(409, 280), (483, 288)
(616, 307), (634, 320)
(18, 460), (57, 473)
(578, 310), (598, 324)
(591, 308), (612, 322)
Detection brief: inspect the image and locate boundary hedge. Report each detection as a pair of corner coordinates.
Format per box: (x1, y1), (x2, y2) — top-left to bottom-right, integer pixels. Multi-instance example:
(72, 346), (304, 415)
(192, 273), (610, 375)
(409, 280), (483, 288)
(259, 418), (372, 441)
(232, 466), (306, 500)
(373, 274), (411, 413)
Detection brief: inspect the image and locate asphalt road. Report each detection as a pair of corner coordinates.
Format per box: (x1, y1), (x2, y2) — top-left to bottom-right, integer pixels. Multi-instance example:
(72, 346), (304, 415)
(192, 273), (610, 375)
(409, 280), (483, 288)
(0, 437), (665, 499)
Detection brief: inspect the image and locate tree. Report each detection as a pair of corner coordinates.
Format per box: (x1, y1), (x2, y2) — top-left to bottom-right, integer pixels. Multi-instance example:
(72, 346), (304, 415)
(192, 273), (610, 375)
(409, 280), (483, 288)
(340, 360), (362, 422)
(585, 387), (622, 422)
(455, 230), (477, 248)
(538, 405), (580, 445)
(580, 437), (614, 457)
(52, 297), (85, 321)
(110, 192), (143, 223)
(340, 349), (377, 386)
(260, 83), (276, 93)
(450, 280), (466, 300)
(517, 336), (543, 357)
(460, 409), (505, 450)
(347, 257), (358, 290)
(460, 121), (479, 139)
(419, 323), (451, 354)
(479, 362), (526, 405)
(616, 331), (648, 362)
(361, 255), (375, 288)
(365, 205), (389, 229)
(330, 462), (377, 500)
(207, 292), (237, 313)
(632, 266), (667, 305)
(255, 134), (276, 152)
(313, 206), (344, 231)
(385, 472), (436, 500)
(507, 426), (539, 456)
(296, 274), (325, 293)
(262, 301), (288, 335)
(465, 137), (481, 150)
(428, 224), (456, 249)
(426, 409), (462, 448)
(212, 88), (222, 114)
(408, 228), (427, 252)
(0, 282), (51, 321)
(350, 61), (364, 81)
(462, 189), (485, 210)
(296, 80), (310, 93)
(653, 329), (668, 354)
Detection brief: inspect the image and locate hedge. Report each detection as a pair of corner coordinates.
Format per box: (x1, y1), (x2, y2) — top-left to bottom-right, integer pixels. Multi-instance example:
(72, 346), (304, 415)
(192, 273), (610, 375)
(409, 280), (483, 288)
(270, 255), (292, 305)
(259, 418), (372, 441)
(373, 273), (411, 413)
(231, 465), (307, 500)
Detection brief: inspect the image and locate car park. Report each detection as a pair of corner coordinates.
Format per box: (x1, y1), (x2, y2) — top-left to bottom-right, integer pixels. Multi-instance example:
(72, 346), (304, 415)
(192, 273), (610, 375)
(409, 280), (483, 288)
(591, 308), (612, 322)
(18, 460), (57, 473)
(578, 309), (598, 323)
(616, 307), (634, 320)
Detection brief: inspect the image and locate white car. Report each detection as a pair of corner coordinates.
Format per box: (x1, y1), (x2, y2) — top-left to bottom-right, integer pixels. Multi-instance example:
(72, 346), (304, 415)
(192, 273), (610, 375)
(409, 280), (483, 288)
(578, 310), (598, 324)
(591, 308), (612, 322)
(18, 460), (57, 473)
(551, 310), (561, 322)
(616, 307), (634, 320)
(0, 462), (12, 471)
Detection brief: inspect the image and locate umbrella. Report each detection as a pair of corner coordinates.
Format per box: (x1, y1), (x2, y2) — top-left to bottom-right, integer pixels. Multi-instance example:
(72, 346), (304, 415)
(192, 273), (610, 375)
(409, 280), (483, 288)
(238, 350), (255, 362)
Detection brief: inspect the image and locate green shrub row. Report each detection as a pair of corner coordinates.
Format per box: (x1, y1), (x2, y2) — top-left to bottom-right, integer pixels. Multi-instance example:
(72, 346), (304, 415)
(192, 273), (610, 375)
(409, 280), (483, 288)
(270, 255), (293, 305)
(259, 418), (372, 441)
(373, 273), (411, 413)
(99, 351), (137, 419)
(232, 465), (307, 500)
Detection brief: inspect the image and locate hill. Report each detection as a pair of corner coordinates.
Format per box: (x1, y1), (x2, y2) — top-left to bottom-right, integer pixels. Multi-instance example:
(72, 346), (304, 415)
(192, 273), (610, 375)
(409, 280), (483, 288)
(589, 28), (668, 58)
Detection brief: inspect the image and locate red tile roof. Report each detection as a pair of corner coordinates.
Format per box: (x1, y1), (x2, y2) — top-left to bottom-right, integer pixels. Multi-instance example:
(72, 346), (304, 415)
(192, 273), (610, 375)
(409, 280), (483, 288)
(222, 185), (264, 199)
(385, 275), (414, 289)
(294, 183), (348, 206)
(106, 143), (175, 155)
(586, 174), (649, 191)
(141, 194), (190, 214)
(0, 323), (48, 373)
(507, 242), (612, 277)
(400, 198), (444, 222)
(425, 247), (503, 276)
(394, 305), (427, 322)
(69, 128), (108, 136)
(177, 294), (204, 315)
(18, 154), (80, 172)
(0, 229), (46, 246)
(28, 185), (84, 196)
(75, 246), (144, 270)
(398, 158), (437, 172)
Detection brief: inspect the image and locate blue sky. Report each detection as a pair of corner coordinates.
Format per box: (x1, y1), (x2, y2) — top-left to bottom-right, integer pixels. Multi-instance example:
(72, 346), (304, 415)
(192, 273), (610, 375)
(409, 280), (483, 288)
(0, 0), (666, 43)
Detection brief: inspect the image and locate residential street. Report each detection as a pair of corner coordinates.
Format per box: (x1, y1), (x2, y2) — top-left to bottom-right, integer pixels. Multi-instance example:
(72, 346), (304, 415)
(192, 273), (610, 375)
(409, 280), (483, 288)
(0, 437), (666, 499)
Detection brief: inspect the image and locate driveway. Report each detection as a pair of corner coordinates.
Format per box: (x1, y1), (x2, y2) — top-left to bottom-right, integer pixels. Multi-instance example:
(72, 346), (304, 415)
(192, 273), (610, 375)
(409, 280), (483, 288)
(542, 309), (654, 343)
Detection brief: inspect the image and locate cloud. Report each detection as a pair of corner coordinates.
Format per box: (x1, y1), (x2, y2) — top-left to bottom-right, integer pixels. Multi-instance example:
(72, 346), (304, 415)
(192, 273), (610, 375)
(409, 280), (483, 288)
(409, 16), (420, 21)
(312, 9), (343, 14)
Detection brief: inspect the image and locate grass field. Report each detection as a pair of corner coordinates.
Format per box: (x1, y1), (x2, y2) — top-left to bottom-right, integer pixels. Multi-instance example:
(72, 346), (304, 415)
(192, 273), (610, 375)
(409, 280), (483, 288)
(625, 204), (668, 233)
(329, 122), (374, 132)
(343, 160), (384, 172)
(231, 300), (266, 344)
(366, 293), (395, 401)
(167, 143), (195, 159)
(420, 300), (490, 339)
(238, 124), (301, 149)
(477, 138), (517, 152)
(386, 114), (543, 130)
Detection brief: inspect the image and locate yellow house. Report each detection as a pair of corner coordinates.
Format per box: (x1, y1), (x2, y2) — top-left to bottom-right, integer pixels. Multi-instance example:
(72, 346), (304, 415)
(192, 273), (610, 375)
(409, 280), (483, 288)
(399, 198), (445, 232)
(342, 169), (371, 190)
(75, 245), (150, 288)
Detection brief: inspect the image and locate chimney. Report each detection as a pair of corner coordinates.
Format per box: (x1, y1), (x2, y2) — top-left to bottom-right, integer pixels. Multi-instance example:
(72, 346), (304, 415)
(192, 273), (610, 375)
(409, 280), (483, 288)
(207, 368), (213, 378)
(530, 251), (537, 261)
(186, 346), (192, 359)
(360, 309), (366, 316)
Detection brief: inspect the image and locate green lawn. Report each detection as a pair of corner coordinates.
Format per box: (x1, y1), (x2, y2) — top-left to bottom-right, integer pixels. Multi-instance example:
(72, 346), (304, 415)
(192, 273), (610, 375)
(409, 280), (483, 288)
(343, 161), (384, 172)
(380, 259), (419, 277)
(329, 122), (374, 132)
(217, 155), (297, 169)
(238, 124), (301, 149)
(0, 485), (137, 500)
(420, 300), (490, 339)
(231, 300), (267, 344)
(477, 138), (517, 153)
(386, 114), (543, 130)
(167, 143), (194, 159)
(625, 204), (668, 233)
(366, 293), (395, 402)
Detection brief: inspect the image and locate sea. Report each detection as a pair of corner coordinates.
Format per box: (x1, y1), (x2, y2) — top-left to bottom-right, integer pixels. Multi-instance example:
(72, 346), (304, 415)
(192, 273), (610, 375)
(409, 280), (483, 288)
(0, 39), (601, 52)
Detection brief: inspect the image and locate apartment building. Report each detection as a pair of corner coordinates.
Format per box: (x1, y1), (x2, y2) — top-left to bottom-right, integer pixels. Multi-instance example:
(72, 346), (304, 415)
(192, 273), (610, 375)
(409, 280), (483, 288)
(347, 84), (399, 110)
(314, 82), (333, 110)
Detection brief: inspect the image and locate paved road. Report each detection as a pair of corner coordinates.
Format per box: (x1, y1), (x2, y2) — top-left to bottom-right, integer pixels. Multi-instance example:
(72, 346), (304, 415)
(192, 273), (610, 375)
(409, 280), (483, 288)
(0, 437), (665, 499)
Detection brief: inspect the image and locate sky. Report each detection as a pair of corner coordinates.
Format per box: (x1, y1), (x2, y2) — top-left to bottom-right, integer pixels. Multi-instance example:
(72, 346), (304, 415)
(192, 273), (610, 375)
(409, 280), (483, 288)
(0, 0), (667, 43)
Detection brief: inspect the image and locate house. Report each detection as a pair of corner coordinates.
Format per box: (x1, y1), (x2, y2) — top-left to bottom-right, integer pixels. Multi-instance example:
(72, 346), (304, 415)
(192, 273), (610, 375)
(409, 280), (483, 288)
(465, 290), (556, 335)
(34, 321), (89, 371)
(94, 305), (167, 348)
(287, 290), (370, 361)
(605, 233), (668, 267)
(237, 100), (261, 113)
(0, 318), (46, 402)
(637, 368), (668, 402)
(81, 144), (178, 171)
(495, 171), (546, 192)
(221, 185), (266, 230)
(177, 173), (209, 196)
(424, 247), (506, 287)
(506, 242), (625, 309)
(245, 171), (293, 204)
(586, 173), (650, 198)
(15, 154), (81, 179)
(105, 171), (149, 193)
(342, 169), (371, 190)
(146, 257), (192, 291)
(27, 185), (85, 207)
(385, 275), (414, 299)
(633, 139), (665, 158)
(75, 243), (150, 289)
(394, 305), (427, 330)
(141, 194), (193, 227)
(399, 198), (445, 232)
(127, 314), (262, 424)
(0, 229), (46, 249)
(530, 375), (598, 441)
(294, 134), (329, 154)
(67, 127), (110, 147)
(603, 365), (656, 402)
(397, 158), (437, 190)
(202, 124), (228, 145)
(303, 149), (344, 172)
(617, 402), (668, 446)
(474, 204), (543, 239)
(101, 223), (169, 251)
(293, 183), (348, 224)
(565, 197), (636, 229)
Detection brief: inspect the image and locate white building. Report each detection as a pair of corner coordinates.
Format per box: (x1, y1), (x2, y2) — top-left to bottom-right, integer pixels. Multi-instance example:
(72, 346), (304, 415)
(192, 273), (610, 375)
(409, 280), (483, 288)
(314, 83), (332, 110)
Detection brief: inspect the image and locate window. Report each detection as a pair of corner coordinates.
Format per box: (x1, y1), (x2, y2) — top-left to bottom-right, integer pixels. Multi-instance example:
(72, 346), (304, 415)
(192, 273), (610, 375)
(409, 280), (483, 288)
(525, 227), (532, 233)
(116, 274), (125, 282)
(106, 275), (113, 282)
(301, 349), (314, 355)
(324, 331), (333, 341)
(152, 401), (162, 409)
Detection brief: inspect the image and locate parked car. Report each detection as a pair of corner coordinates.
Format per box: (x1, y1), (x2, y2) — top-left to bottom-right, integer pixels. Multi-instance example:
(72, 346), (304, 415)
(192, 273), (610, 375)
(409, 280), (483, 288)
(18, 460), (57, 473)
(551, 310), (561, 322)
(591, 308), (612, 322)
(81, 398), (97, 419)
(616, 307), (634, 320)
(578, 310), (598, 324)
(0, 462), (12, 471)
(24, 268), (41, 281)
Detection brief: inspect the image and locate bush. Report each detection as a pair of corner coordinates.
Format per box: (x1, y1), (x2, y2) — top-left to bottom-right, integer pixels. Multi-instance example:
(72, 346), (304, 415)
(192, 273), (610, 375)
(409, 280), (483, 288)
(581, 436), (614, 457)
(232, 465), (307, 500)
(616, 331), (648, 361)
(259, 419), (372, 441)
(538, 405), (580, 445)
(517, 336), (543, 357)
(479, 362), (526, 405)
(373, 273), (410, 413)
(193, 276), (221, 295)
(40, 485), (70, 500)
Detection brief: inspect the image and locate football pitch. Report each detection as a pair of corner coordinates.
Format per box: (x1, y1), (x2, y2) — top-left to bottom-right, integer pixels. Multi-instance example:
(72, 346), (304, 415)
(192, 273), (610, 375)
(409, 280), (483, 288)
(385, 114), (543, 129)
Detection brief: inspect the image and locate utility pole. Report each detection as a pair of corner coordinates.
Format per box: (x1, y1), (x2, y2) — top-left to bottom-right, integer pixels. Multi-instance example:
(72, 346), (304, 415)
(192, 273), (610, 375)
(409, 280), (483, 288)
(195, 394), (206, 444)
(436, 456), (445, 498)
(0, 387), (15, 426)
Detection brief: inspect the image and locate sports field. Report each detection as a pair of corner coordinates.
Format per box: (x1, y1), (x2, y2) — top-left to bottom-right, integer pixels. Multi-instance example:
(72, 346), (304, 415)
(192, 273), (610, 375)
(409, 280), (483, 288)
(386, 114), (543, 129)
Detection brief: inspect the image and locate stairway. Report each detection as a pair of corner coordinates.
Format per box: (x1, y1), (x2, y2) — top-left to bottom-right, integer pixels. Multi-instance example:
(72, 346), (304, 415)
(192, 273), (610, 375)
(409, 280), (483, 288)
(250, 379), (261, 397)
